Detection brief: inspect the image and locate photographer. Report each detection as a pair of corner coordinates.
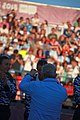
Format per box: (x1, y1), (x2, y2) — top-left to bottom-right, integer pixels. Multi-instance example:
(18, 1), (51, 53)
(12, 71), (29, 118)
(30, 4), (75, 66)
(21, 58), (47, 120)
(19, 63), (67, 120)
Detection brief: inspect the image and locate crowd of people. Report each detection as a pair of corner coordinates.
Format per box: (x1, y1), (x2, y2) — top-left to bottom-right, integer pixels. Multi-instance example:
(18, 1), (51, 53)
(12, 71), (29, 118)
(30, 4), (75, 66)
(0, 9), (80, 83)
(0, 9), (80, 120)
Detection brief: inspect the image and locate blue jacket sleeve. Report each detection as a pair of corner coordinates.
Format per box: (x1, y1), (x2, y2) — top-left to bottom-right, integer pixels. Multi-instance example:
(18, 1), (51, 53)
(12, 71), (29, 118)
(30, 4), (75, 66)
(19, 75), (33, 94)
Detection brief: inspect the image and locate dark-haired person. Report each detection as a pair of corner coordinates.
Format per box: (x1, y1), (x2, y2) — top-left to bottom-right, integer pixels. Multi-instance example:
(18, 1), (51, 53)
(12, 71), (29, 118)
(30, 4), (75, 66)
(72, 75), (80, 120)
(0, 55), (16, 120)
(19, 63), (67, 120)
(10, 49), (23, 75)
(21, 58), (47, 120)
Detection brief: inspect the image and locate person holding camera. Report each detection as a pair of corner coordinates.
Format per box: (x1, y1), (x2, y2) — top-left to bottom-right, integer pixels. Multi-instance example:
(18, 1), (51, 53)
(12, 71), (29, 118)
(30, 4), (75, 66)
(23, 58), (47, 120)
(19, 63), (67, 120)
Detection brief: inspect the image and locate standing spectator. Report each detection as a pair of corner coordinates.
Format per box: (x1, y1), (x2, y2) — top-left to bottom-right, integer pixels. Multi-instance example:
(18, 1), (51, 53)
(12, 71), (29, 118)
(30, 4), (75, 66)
(19, 17), (24, 29)
(7, 9), (16, 21)
(72, 75), (80, 120)
(19, 63), (67, 120)
(7, 14), (14, 30)
(0, 55), (16, 120)
(31, 12), (40, 31)
(23, 48), (35, 72)
(42, 20), (49, 36)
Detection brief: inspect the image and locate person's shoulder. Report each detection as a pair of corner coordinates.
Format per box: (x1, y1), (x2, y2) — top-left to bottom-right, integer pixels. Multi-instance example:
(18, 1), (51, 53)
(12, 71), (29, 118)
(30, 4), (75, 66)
(75, 76), (80, 80)
(6, 72), (16, 82)
(74, 76), (80, 84)
(30, 80), (41, 86)
(10, 54), (15, 58)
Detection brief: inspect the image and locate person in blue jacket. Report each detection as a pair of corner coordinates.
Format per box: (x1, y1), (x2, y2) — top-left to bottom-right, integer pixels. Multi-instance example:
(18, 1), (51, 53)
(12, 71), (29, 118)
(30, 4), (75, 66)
(23, 58), (47, 120)
(19, 63), (67, 120)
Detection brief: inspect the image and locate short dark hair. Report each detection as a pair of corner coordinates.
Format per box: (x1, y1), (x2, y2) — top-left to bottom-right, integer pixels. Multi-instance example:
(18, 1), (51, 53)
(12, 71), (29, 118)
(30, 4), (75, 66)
(71, 59), (78, 63)
(37, 58), (47, 70)
(41, 63), (56, 78)
(0, 55), (10, 64)
(13, 49), (18, 54)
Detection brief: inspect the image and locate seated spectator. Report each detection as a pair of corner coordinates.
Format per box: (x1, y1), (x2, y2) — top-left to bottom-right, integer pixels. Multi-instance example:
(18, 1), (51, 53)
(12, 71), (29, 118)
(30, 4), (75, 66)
(48, 27), (57, 40)
(71, 59), (79, 80)
(58, 35), (66, 47)
(0, 24), (9, 36)
(10, 49), (23, 75)
(35, 48), (45, 59)
(24, 17), (32, 33)
(0, 16), (9, 29)
(64, 81), (74, 96)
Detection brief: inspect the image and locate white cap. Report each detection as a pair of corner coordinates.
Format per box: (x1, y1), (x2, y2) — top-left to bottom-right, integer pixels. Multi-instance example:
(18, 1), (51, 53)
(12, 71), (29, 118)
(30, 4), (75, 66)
(3, 16), (7, 19)
(70, 48), (74, 52)
(9, 14), (13, 17)
(9, 69), (15, 74)
(9, 46), (13, 50)
(14, 38), (18, 43)
(19, 30), (24, 35)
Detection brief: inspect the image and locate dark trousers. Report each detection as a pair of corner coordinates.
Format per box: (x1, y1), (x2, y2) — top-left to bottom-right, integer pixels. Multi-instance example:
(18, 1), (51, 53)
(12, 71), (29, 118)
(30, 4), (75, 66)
(24, 110), (29, 120)
(0, 105), (11, 120)
(72, 107), (80, 120)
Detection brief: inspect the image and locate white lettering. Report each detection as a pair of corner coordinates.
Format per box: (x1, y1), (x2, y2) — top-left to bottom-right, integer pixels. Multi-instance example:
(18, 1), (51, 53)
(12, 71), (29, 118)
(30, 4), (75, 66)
(2, 2), (18, 11)
(6, 3), (11, 10)
(2, 2), (6, 9)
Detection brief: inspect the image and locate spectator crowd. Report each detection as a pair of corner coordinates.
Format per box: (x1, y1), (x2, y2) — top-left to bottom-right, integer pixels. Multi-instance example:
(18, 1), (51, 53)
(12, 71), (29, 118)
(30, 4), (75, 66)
(0, 9), (80, 84)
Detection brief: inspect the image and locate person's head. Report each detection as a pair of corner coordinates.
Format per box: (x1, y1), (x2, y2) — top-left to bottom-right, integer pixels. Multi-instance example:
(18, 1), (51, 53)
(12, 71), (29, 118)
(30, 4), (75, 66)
(13, 49), (19, 56)
(63, 61), (68, 68)
(3, 24), (7, 29)
(0, 55), (10, 73)
(9, 69), (16, 78)
(37, 58), (47, 80)
(41, 63), (56, 79)
(71, 59), (78, 68)
(34, 12), (39, 18)
(3, 47), (9, 54)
